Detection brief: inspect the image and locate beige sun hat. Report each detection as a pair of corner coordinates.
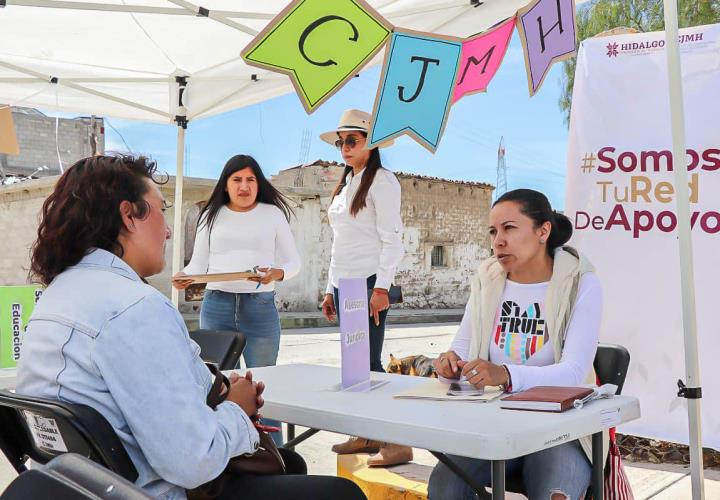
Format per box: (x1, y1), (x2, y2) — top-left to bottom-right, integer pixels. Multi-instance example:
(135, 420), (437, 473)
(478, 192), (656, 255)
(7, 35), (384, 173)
(319, 109), (394, 148)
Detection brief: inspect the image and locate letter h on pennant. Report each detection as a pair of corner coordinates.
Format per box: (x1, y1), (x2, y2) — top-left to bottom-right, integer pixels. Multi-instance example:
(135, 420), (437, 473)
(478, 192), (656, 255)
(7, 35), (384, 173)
(517, 0), (577, 96)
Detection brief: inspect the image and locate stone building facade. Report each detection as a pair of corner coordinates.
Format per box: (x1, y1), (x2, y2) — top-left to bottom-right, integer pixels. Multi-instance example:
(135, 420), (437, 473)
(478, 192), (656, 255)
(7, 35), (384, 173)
(0, 107), (104, 180)
(0, 161), (493, 313)
(264, 161), (494, 310)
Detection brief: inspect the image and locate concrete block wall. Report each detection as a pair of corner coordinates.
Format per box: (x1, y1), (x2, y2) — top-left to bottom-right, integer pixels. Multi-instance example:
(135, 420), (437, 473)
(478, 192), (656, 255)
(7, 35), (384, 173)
(1, 109), (104, 177)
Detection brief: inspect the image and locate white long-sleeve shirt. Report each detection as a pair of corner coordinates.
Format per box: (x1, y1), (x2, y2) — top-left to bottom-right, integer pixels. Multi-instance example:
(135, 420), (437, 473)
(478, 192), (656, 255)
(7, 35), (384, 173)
(449, 273), (602, 392)
(325, 167), (404, 293)
(184, 203), (301, 294)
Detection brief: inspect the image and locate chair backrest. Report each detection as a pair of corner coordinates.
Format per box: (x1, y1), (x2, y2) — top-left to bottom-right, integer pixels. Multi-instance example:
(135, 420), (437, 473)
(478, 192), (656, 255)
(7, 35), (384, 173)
(0, 390), (138, 482)
(190, 329), (246, 370)
(1, 453), (152, 500)
(594, 343), (631, 395)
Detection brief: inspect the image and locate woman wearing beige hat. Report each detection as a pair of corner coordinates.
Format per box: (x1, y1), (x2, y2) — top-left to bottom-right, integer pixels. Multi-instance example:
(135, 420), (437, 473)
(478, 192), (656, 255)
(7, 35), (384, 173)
(319, 109), (411, 467)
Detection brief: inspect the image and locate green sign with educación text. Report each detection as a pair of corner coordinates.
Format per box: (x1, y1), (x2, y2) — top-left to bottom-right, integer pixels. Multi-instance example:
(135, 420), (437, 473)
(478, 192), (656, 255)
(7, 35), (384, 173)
(0, 285), (43, 368)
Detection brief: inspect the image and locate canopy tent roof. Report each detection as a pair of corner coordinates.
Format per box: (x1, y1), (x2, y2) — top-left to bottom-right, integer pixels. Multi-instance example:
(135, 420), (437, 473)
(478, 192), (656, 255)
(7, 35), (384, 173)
(0, 0), (563, 123)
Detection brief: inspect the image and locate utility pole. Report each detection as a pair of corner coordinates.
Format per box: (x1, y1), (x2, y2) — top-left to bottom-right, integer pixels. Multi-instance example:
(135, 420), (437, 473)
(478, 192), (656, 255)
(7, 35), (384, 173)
(295, 128), (312, 187)
(495, 136), (507, 201)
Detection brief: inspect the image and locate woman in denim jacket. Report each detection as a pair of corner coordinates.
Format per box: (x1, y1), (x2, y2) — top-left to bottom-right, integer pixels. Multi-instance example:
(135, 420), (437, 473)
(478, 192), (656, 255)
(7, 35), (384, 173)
(17, 155), (363, 500)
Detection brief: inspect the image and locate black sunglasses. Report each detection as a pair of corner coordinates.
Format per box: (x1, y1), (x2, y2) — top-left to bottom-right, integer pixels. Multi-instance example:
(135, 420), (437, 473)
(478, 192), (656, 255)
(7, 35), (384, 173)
(334, 135), (364, 150)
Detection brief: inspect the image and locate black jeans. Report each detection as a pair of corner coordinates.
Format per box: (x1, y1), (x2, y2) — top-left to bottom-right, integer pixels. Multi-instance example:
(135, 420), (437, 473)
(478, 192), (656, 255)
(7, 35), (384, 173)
(333, 274), (388, 373)
(216, 449), (365, 500)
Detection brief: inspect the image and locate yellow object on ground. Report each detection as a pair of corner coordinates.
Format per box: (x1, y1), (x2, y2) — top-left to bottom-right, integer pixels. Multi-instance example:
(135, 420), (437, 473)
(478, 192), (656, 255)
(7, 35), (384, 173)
(337, 454), (430, 500)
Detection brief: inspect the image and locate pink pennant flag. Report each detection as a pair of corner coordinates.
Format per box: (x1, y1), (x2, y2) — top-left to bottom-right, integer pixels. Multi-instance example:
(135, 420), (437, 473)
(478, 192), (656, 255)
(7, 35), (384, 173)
(452, 17), (515, 104)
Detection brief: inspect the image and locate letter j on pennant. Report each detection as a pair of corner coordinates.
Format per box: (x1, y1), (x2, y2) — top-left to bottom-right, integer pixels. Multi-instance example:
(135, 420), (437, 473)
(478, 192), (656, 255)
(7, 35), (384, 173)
(241, 0), (391, 114)
(517, 0), (577, 96)
(369, 30), (462, 152)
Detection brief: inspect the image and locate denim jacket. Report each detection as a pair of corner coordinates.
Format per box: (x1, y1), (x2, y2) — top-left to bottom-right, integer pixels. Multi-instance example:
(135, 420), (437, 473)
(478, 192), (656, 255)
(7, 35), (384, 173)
(16, 249), (259, 499)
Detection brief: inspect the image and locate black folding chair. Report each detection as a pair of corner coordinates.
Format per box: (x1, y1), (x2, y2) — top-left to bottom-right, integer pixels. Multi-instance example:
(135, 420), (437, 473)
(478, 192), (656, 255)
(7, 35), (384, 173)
(0, 390), (137, 482)
(593, 343), (631, 395)
(1, 453), (152, 500)
(189, 329), (247, 370)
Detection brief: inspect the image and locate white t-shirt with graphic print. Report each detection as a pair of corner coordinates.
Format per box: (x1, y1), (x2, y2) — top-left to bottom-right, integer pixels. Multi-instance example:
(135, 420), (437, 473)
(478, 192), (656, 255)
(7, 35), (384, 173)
(449, 273), (602, 392)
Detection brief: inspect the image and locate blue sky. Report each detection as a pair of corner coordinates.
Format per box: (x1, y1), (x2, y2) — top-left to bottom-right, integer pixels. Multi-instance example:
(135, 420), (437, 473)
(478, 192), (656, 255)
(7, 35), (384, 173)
(102, 31), (570, 208)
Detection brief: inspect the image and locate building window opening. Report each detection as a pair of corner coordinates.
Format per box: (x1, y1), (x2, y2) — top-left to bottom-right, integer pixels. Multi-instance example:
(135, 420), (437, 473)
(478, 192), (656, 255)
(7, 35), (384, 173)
(431, 245), (446, 267)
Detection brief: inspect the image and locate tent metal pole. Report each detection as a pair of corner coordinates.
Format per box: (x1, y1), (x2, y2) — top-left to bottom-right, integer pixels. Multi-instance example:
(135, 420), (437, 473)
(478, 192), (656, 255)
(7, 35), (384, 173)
(165, 0), (258, 36)
(171, 77), (188, 308)
(5, 0), (273, 19)
(171, 124), (185, 307)
(662, 1), (705, 498)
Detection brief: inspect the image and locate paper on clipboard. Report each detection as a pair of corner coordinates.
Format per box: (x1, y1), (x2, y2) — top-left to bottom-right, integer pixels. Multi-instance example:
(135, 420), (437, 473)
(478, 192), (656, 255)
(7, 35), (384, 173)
(172, 271), (261, 284)
(394, 379), (504, 402)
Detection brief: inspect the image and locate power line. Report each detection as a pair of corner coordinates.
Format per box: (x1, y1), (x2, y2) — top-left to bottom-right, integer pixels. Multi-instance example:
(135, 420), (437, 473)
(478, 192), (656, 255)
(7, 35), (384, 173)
(105, 118), (133, 153)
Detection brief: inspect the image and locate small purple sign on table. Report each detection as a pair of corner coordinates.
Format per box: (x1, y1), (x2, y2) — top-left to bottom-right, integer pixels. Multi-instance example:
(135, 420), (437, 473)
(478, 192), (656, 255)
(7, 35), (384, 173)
(337, 278), (386, 392)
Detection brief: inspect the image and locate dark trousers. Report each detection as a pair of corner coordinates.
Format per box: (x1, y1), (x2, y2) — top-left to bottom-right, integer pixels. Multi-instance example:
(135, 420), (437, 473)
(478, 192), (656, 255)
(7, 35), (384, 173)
(333, 274), (388, 373)
(216, 449), (365, 500)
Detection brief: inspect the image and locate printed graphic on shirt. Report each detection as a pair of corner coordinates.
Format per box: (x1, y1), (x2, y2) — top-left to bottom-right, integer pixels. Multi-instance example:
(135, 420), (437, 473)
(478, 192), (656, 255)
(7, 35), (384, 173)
(494, 300), (548, 363)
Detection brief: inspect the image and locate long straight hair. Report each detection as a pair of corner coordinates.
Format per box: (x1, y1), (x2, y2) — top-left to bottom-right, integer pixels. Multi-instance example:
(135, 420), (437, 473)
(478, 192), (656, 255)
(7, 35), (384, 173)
(198, 155), (293, 236)
(330, 134), (383, 216)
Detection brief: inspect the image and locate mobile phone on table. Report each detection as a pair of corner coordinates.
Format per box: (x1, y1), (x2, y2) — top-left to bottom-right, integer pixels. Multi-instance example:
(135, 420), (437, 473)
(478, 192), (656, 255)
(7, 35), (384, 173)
(447, 382), (484, 396)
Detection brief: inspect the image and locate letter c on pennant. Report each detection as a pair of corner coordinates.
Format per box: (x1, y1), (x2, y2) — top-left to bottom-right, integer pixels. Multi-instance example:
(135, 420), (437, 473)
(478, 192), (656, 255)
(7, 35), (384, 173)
(298, 16), (359, 67)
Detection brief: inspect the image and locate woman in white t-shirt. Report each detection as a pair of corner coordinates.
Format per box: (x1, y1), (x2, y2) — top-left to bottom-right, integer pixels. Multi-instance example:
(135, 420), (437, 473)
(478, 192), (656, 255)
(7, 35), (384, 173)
(429, 189), (602, 500)
(173, 154), (300, 445)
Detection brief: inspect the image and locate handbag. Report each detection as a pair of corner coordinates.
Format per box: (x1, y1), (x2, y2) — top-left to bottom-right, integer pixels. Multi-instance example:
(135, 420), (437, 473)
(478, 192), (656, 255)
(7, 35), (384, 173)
(601, 427), (635, 500)
(188, 364), (286, 500)
(388, 284), (403, 305)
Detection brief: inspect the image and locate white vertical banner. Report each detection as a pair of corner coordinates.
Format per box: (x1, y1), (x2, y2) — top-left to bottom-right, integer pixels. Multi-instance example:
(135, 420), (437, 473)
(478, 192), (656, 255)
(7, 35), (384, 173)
(566, 24), (720, 447)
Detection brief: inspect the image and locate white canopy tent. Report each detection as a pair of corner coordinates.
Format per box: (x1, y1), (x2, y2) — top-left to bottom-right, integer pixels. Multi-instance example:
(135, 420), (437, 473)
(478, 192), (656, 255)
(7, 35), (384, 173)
(0, 0), (547, 307)
(0, 1), (705, 497)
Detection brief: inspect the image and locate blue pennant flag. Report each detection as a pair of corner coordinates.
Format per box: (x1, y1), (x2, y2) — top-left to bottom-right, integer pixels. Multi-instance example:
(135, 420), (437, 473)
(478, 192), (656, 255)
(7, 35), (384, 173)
(369, 30), (462, 153)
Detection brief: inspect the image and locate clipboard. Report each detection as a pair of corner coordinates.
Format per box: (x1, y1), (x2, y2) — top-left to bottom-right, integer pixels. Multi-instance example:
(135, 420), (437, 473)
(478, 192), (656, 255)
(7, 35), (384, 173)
(172, 271), (261, 284)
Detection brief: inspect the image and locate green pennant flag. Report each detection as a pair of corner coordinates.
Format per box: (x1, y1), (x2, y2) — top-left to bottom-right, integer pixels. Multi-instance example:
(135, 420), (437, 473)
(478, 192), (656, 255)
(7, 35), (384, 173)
(242, 0), (391, 113)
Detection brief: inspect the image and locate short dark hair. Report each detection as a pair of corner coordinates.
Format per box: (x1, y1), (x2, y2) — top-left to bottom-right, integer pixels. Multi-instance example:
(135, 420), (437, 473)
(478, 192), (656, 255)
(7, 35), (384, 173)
(30, 155), (164, 285)
(493, 189), (572, 255)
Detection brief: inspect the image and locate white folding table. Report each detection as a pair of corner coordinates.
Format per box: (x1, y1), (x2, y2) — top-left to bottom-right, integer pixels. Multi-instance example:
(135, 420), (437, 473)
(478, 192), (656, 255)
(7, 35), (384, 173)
(234, 364), (641, 500)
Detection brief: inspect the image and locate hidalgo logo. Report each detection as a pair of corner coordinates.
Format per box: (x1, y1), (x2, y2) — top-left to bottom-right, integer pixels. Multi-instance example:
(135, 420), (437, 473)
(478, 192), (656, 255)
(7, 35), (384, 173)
(606, 42), (619, 58)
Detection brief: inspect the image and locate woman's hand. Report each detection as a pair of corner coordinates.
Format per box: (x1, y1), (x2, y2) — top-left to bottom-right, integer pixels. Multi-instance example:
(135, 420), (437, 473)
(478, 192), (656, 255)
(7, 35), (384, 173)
(248, 267), (284, 285)
(321, 293), (336, 322)
(171, 272), (193, 290)
(226, 370), (265, 417)
(457, 359), (509, 389)
(434, 351), (462, 379)
(369, 289), (390, 326)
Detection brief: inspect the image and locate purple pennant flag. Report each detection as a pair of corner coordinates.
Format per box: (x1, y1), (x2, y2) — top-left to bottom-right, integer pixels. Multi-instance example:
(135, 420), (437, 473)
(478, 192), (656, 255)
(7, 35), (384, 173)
(517, 0), (577, 96)
(338, 278), (371, 391)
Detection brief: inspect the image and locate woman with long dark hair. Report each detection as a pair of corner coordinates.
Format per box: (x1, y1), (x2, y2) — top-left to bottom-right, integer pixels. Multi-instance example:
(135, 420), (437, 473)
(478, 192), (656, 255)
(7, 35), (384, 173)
(174, 154), (300, 446)
(18, 155), (364, 500)
(429, 189), (603, 499)
(318, 109), (409, 466)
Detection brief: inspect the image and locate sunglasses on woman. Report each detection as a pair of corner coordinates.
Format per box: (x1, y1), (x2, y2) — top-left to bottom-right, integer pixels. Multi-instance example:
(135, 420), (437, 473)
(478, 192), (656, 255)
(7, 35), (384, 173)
(334, 135), (364, 150)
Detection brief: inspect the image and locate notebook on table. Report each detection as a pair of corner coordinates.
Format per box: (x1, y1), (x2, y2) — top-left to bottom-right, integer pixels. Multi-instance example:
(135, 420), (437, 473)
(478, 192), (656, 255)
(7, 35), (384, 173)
(499, 386), (594, 412)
